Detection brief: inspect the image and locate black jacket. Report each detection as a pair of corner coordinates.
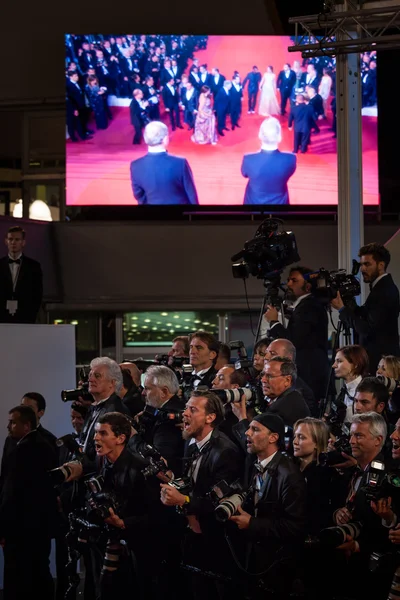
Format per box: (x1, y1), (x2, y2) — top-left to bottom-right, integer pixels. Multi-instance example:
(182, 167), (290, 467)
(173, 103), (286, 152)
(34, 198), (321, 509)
(269, 294), (330, 402)
(0, 254), (43, 323)
(264, 388), (311, 428)
(0, 430), (58, 537)
(339, 274), (400, 372)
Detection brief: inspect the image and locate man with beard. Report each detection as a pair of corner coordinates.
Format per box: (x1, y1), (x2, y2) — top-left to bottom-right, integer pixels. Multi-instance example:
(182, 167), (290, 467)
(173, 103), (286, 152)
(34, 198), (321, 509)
(331, 243), (400, 372)
(264, 265), (330, 407)
(160, 390), (242, 600)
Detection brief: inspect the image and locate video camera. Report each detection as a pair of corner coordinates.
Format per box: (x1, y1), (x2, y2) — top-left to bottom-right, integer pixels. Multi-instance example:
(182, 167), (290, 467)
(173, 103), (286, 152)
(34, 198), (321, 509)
(304, 262), (361, 305)
(210, 479), (252, 523)
(231, 218), (300, 281)
(61, 366), (93, 403)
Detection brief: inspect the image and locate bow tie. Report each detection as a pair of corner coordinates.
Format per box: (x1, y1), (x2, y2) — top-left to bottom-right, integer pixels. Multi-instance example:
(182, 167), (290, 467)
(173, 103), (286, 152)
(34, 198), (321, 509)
(8, 258), (21, 265)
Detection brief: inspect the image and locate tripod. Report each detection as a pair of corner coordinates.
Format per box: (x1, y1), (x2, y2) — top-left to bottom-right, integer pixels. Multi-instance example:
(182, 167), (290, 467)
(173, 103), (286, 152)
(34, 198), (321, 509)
(253, 272), (286, 348)
(318, 311), (354, 419)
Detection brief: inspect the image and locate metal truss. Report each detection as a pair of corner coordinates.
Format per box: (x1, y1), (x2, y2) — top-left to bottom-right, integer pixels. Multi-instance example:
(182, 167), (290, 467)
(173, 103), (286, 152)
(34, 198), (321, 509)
(288, 0), (400, 57)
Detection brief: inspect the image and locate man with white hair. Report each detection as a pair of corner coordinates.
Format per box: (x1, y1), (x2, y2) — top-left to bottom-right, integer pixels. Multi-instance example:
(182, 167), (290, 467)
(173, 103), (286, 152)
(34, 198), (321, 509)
(241, 117), (297, 205)
(130, 120), (199, 205)
(80, 356), (130, 460)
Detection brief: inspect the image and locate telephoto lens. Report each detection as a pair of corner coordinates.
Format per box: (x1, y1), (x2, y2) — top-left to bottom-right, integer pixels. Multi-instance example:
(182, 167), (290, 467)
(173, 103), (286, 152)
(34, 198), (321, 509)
(214, 493), (246, 523)
(48, 464), (73, 486)
(318, 521), (362, 548)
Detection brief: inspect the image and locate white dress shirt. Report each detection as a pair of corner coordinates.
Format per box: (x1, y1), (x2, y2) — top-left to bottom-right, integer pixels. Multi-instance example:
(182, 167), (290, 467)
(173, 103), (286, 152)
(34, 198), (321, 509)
(8, 252), (22, 287)
(188, 430), (213, 482)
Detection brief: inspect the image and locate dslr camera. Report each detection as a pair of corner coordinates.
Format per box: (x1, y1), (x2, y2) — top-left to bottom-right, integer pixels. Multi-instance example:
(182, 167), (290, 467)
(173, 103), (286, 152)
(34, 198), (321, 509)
(138, 442), (191, 496)
(360, 460), (400, 502)
(85, 475), (121, 523)
(210, 479), (252, 523)
(61, 366), (93, 403)
(137, 404), (184, 433)
(229, 340), (258, 381)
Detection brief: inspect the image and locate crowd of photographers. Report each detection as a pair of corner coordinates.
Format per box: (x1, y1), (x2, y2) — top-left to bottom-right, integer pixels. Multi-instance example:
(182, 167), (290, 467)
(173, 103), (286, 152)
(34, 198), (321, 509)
(0, 240), (400, 600)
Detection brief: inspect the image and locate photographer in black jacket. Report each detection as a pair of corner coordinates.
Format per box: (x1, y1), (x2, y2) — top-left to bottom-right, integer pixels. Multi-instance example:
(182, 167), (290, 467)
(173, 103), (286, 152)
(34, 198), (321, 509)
(331, 243), (400, 372)
(91, 411), (158, 600)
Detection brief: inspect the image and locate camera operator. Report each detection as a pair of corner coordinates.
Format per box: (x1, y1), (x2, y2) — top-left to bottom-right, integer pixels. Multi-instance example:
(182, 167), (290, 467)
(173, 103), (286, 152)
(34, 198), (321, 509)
(168, 335), (190, 358)
(260, 356), (310, 427)
(187, 330), (219, 394)
(264, 265), (330, 405)
(265, 339), (317, 416)
(130, 364), (184, 475)
(80, 357), (130, 461)
(91, 411), (158, 599)
(331, 243), (400, 373)
(229, 412), (307, 599)
(332, 412), (393, 600)
(0, 405), (58, 600)
(160, 390), (243, 600)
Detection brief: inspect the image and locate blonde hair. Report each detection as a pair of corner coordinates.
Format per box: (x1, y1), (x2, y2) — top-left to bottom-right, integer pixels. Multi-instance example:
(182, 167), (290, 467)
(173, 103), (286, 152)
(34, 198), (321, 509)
(380, 355), (400, 380)
(293, 417), (329, 465)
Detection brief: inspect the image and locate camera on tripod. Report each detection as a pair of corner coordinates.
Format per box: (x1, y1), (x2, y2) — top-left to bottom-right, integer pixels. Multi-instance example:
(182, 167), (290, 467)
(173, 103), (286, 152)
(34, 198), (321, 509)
(305, 263), (361, 305)
(231, 218), (300, 281)
(209, 479), (252, 523)
(61, 366), (93, 403)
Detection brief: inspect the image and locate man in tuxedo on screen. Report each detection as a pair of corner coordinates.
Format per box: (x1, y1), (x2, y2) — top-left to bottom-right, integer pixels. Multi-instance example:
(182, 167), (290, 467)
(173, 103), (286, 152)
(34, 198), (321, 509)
(0, 226), (43, 323)
(242, 66), (262, 114)
(130, 121), (199, 205)
(277, 63), (296, 116)
(214, 80), (232, 136)
(241, 117), (297, 205)
(180, 81), (198, 130)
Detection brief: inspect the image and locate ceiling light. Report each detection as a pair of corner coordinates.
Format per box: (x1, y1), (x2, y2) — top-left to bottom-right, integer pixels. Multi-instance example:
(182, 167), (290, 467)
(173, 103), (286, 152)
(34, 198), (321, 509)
(142, 326), (148, 329)
(166, 323), (172, 326)
(144, 319), (151, 323)
(173, 315), (180, 319)
(161, 312), (168, 316)
(132, 316), (138, 320)
(194, 320), (201, 324)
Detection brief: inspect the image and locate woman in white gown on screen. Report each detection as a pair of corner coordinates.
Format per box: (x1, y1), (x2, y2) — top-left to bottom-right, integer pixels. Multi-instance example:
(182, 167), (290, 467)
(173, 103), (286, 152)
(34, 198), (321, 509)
(258, 65), (280, 116)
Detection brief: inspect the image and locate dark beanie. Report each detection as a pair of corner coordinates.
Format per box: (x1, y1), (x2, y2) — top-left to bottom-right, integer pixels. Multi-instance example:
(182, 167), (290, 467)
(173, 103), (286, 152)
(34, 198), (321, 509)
(253, 413), (285, 445)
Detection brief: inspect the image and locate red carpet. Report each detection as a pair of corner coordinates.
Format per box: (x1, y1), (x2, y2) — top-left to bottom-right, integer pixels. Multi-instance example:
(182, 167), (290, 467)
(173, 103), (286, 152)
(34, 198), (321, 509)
(66, 36), (378, 206)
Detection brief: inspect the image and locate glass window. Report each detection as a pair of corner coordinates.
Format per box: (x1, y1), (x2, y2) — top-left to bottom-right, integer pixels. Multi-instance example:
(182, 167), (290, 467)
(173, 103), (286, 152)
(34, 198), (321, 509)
(49, 313), (99, 365)
(123, 311), (220, 347)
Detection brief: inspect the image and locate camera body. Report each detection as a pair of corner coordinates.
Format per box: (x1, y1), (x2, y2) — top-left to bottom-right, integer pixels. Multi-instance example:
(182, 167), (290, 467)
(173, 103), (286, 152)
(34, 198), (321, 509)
(138, 442), (191, 496)
(305, 266), (361, 305)
(319, 420), (351, 467)
(138, 404), (184, 433)
(360, 460), (400, 502)
(85, 475), (121, 523)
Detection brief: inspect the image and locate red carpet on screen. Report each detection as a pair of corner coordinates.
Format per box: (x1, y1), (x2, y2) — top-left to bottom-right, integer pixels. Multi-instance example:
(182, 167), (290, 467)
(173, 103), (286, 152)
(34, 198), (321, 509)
(66, 35), (378, 206)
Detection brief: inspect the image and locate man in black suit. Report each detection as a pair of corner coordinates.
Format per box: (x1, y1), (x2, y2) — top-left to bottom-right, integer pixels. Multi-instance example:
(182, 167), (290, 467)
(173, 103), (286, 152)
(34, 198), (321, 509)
(130, 88), (149, 144)
(214, 80), (232, 136)
(241, 117), (297, 205)
(162, 77), (183, 131)
(142, 75), (160, 120)
(130, 365), (184, 476)
(265, 265), (330, 405)
(180, 80), (198, 130)
(160, 390), (243, 600)
(189, 66), (202, 90)
(210, 67), (225, 96)
(332, 243), (400, 373)
(242, 66), (262, 114)
(130, 121), (198, 205)
(230, 74), (243, 129)
(301, 63), (321, 90)
(66, 71), (92, 141)
(0, 225), (43, 323)
(230, 411), (306, 599)
(0, 405), (58, 600)
(21, 391), (58, 453)
(260, 357), (310, 427)
(199, 64), (211, 87)
(292, 92), (316, 153)
(277, 63), (296, 116)
(187, 330), (220, 396)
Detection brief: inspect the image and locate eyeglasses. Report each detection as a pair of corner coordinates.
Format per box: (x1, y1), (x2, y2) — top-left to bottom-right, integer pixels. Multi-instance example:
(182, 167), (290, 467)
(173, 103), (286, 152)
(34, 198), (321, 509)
(261, 373), (286, 380)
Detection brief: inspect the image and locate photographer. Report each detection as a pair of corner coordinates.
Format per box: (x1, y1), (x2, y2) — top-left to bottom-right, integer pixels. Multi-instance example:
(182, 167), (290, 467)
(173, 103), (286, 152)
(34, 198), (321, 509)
(80, 357), (130, 461)
(331, 243), (400, 373)
(332, 345), (370, 423)
(331, 412), (393, 599)
(160, 390), (242, 600)
(212, 365), (248, 443)
(91, 412), (157, 600)
(168, 335), (190, 359)
(130, 364), (184, 475)
(187, 330), (219, 394)
(260, 356), (310, 427)
(119, 362), (145, 417)
(264, 265), (330, 404)
(229, 412), (307, 599)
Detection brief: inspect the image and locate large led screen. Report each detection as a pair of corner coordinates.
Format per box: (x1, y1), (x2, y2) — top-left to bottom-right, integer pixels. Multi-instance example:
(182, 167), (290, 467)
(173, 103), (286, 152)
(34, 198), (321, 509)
(65, 35), (378, 206)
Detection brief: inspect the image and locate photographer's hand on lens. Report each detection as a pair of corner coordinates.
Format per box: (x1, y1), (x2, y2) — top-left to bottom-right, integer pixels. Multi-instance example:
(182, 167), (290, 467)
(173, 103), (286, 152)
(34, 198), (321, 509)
(331, 291), (345, 311)
(264, 305), (279, 323)
(64, 461), (83, 481)
(331, 452), (357, 470)
(337, 534), (359, 558)
(104, 507), (125, 529)
(229, 505), (251, 530)
(160, 483), (187, 507)
(370, 497), (394, 524)
(231, 394), (247, 422)
(335, 507), (352, 525)
(389, 523), (400, 544)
